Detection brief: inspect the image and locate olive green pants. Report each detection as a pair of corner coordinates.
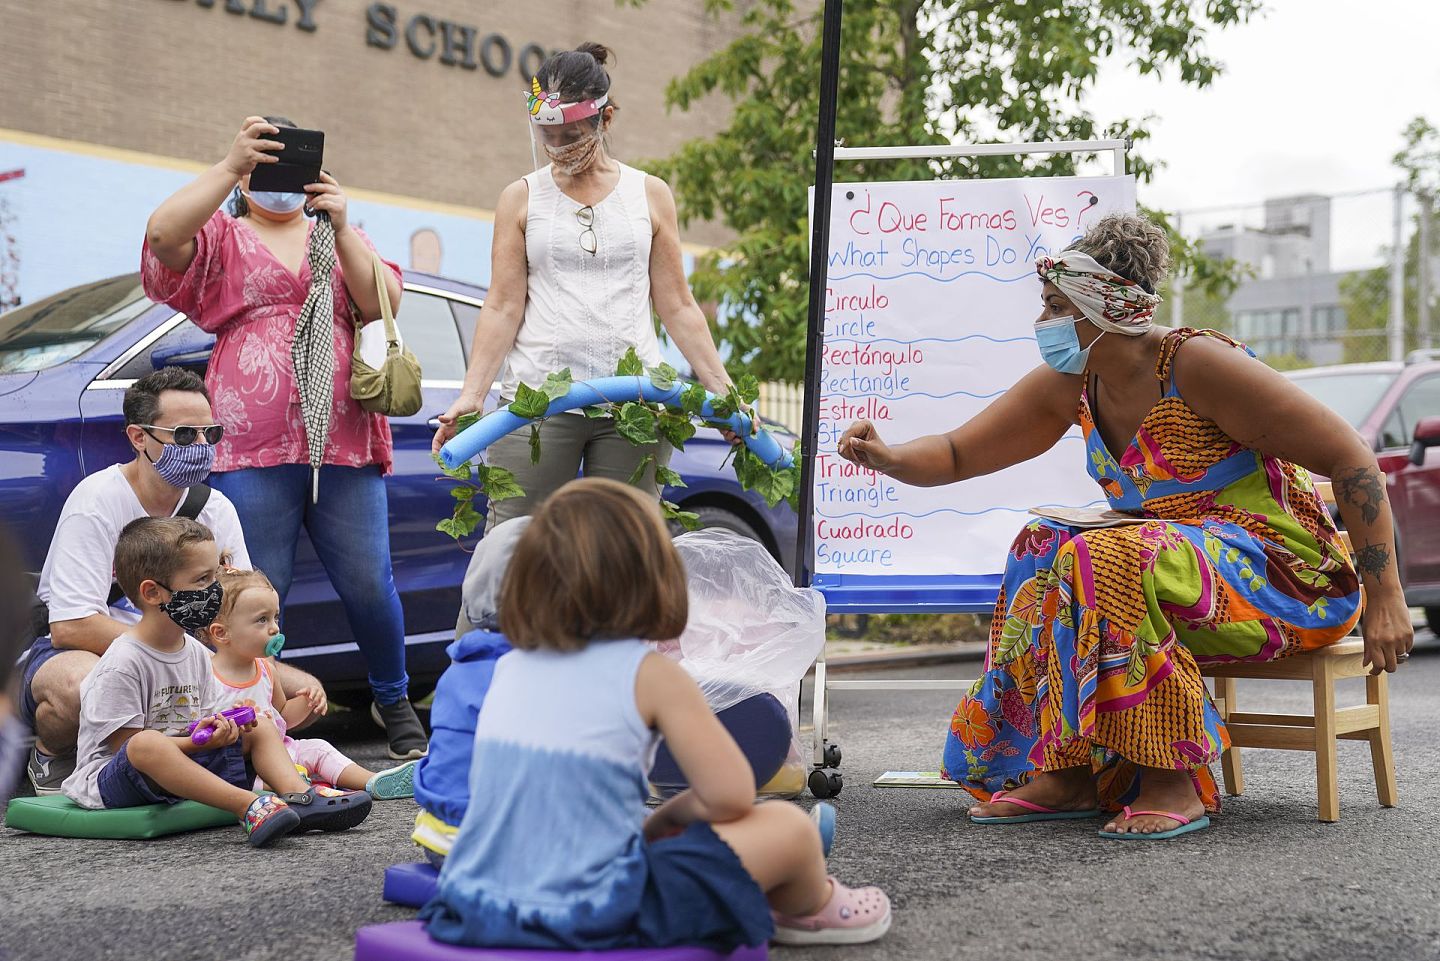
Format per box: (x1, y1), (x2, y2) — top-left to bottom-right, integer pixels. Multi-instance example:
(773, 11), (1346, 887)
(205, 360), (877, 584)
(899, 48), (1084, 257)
(483, 411), (673, 534)
(454, 413), (672, 637)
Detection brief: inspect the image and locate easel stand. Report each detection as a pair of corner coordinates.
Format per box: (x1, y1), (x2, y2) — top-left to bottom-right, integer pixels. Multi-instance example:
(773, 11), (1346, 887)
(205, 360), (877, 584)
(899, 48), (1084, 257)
(795, 2), (1132, 799)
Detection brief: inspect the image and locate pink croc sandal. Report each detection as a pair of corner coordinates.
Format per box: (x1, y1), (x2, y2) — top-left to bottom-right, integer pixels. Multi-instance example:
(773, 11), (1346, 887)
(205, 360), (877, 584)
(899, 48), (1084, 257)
(771, 876), (892, 945)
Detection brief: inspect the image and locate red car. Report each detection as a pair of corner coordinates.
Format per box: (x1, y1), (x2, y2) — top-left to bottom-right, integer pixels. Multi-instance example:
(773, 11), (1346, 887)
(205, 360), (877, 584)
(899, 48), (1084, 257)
(1287, 355), (1440, 634)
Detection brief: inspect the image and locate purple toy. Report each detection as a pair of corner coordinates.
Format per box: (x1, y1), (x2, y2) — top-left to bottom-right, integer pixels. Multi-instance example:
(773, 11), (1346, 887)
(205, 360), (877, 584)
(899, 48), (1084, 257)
(186, 705), (257, 745)
(353, 922), (767, 961)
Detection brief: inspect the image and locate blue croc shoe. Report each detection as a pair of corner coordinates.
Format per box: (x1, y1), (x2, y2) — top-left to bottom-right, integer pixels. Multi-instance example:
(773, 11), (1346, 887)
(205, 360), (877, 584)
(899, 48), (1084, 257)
(811, 801), (837, 857)
(280, 786), (373, 833)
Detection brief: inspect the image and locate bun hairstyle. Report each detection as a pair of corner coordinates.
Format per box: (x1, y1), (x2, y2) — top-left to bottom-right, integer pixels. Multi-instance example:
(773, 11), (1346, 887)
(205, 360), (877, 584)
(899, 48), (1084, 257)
(536, 42), (619, 119)
(1072, 213), (1172, 294)
(230, 115), (299, 218)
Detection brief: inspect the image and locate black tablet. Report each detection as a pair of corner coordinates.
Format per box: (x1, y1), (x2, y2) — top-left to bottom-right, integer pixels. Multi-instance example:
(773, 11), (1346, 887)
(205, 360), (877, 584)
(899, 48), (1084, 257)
(248, 126), (324, 194)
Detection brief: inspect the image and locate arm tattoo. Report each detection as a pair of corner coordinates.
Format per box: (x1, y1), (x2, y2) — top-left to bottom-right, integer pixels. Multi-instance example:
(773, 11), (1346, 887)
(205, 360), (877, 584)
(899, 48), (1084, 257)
(1334, 466), (1384, 526)
(1355, 543), (1390, 579)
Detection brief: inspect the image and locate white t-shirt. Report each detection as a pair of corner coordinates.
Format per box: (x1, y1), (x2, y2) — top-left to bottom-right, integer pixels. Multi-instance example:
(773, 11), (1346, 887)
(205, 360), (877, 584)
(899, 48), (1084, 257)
(62, 632), (221, 809)
(36, 465), (250, 626)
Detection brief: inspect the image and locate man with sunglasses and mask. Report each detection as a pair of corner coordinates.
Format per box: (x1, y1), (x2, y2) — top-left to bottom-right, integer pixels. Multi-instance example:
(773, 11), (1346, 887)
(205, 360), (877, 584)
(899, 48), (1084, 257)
(20, 367), (323, 794)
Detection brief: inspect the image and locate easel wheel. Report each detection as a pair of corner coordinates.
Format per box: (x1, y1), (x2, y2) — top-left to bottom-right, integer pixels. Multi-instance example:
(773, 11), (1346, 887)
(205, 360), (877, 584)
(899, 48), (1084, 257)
(809, 768), (844, 799)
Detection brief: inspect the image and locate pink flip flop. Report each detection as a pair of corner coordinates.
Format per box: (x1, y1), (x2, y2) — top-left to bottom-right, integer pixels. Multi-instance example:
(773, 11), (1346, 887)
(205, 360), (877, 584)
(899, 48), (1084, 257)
(1098, 804), (1211, 840)
(969, 789), (1101, 824)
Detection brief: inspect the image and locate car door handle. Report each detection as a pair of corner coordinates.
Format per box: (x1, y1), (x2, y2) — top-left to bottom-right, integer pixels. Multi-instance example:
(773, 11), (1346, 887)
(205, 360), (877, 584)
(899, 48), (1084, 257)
(426, 418), (443, 430)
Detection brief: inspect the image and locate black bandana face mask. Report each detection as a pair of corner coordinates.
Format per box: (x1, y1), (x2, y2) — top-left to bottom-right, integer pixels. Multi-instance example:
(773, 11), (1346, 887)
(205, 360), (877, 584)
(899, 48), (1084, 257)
(157, 580), (224, 633)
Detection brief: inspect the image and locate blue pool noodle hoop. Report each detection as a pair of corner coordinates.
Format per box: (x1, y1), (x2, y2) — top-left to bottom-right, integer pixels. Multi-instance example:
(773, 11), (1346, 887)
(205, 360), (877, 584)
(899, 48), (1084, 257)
(439, 376), (793, 472)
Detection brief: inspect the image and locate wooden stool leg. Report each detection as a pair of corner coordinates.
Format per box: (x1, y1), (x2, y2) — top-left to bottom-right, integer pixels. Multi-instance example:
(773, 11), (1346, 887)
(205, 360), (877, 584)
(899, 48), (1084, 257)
(1216, 677), (1245, 796)
(1366, 672), (1398, 808)
(1313, 658), (1340, 822)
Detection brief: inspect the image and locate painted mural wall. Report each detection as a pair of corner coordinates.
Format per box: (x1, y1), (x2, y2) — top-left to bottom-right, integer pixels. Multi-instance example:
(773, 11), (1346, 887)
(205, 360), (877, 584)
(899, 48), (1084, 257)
(0, 134), (497, 310)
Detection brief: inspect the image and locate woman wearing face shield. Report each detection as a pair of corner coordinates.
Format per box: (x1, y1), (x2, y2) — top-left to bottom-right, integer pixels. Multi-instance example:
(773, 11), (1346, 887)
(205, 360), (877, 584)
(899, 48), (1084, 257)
(432, 43), (743, 529)
(140, 116), (428, 762)
(836, 213), (1413, 840)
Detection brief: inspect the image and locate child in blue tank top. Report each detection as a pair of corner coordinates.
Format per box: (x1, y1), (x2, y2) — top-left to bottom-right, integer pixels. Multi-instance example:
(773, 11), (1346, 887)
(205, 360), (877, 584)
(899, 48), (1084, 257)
(419, 478), (891, 951)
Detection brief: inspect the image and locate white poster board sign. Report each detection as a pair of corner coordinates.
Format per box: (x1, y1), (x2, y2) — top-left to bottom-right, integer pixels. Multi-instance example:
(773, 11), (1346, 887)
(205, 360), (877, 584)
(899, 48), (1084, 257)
(811, 174), (1136, 577)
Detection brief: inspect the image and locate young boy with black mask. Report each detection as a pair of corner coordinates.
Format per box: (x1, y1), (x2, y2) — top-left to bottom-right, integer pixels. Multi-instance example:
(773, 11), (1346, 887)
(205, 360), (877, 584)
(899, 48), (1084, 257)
(62, 516), (370, 847)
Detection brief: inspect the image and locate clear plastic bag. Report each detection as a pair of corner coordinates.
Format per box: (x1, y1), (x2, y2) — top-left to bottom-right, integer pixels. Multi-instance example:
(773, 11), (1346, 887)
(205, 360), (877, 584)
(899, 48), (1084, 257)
(659, 529), (826, 797)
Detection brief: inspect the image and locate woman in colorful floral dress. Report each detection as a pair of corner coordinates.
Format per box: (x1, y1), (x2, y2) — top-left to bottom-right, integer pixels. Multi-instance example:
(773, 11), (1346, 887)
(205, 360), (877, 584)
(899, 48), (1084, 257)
(836, 214), (1413, 839)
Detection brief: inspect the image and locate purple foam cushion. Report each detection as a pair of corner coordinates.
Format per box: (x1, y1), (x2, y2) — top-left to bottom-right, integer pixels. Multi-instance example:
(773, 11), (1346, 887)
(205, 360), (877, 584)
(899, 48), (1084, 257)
(383, 862), (441, 908)
(353, 921), (768, 961)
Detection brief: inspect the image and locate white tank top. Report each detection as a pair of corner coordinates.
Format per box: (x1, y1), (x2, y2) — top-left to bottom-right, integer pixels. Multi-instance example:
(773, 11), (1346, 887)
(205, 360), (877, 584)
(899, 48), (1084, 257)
(503, 163), (663, 399)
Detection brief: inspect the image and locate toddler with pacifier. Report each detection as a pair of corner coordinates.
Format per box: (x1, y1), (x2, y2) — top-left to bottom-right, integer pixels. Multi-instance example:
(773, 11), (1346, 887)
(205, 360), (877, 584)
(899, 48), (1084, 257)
(419, 479), (891, 951)
(202, 567), (417, 800)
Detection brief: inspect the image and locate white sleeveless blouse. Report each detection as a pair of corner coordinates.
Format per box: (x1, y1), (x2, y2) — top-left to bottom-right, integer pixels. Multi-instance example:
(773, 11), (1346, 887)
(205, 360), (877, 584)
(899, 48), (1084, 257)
(502, 162), (663, 398)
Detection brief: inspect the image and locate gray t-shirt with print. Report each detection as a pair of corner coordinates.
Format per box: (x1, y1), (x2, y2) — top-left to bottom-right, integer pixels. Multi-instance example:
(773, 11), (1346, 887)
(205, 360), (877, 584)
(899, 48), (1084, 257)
(62, 633), (220, 809)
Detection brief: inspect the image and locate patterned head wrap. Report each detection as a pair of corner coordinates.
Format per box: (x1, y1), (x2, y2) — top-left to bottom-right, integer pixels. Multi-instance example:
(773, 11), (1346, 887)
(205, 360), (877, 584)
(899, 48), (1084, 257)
(1035, 250), (1162, 336)
(526, 76), (609, 126)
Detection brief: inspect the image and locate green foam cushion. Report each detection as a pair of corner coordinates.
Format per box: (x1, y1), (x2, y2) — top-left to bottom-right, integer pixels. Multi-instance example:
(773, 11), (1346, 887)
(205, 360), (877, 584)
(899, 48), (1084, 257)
(4, 794), (238, 839)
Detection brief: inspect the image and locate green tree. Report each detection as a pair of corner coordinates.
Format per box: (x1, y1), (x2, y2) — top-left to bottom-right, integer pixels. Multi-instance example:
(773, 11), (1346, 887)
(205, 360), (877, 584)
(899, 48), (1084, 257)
(1339, 116), (1439, 363)
(641, 0), (1260, 382)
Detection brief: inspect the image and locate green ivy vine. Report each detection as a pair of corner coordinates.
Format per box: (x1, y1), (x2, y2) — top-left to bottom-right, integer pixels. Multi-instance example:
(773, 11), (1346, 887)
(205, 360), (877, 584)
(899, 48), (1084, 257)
(433, 347), (802, 541)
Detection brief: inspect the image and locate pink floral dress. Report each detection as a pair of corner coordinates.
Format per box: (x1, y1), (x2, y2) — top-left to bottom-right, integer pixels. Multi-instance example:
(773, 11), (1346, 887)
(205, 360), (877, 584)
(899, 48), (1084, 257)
(141, 211), (401, 475)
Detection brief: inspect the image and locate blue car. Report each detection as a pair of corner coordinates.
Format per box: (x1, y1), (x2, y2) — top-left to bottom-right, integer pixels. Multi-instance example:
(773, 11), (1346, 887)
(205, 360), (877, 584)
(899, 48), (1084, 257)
(0, 271), (797, 702)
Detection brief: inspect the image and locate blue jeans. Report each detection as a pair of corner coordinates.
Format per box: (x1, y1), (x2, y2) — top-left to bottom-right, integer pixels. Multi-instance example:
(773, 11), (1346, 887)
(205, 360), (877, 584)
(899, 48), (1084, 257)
(212, 464), (409, 704)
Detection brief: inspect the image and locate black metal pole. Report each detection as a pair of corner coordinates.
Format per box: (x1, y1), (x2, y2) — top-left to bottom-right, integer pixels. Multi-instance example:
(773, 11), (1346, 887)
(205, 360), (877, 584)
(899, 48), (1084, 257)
(792, 0), (844, 588)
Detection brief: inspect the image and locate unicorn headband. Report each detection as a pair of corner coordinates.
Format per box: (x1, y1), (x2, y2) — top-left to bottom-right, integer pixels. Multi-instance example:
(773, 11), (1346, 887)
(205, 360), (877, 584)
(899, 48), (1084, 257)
(527, 77), (609, 126)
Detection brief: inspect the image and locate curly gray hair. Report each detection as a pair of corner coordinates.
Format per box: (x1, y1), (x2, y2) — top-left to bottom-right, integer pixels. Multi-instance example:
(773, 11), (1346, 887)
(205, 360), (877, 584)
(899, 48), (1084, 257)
(1072, 213), (1171, 293)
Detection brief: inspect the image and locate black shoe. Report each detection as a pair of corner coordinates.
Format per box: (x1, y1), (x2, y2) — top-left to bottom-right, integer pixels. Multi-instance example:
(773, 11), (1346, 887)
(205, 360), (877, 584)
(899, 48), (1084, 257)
(26, 748), (75, 796)
(371, 700), (428, 761)
(279, 786), (373, 833)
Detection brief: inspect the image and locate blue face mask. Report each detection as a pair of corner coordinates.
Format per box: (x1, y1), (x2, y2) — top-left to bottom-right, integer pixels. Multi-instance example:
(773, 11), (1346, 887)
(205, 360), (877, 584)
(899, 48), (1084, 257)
(248, 190), (306, 214)
(1035, 316), (1104, 375)
(146, 438), (216, 489)
(265, 632), (286, 657)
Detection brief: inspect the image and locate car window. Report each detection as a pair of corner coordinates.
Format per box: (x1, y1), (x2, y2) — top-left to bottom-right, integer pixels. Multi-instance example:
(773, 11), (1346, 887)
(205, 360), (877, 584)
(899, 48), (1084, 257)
(399, 291), (466, 381)
(1287, 371), (1397, 429)
(452, 301), (480, 364)
(1380, 408), (1408, 450)
(1396, 375), (1440, 444)
(114, 316), (211, 380)
(0, 274), (152, 373)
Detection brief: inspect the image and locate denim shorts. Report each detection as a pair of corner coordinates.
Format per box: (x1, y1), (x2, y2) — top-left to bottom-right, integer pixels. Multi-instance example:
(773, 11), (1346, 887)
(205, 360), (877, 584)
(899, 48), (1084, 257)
(18, 636), (66, 730)
(97, 739), (250, 808)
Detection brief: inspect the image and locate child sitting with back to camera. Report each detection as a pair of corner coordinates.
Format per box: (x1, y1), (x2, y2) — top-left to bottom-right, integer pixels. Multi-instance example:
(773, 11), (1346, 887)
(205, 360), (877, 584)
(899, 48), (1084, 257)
(420, 478), (891, 951)
(62, 517), (371, 846)
(202, 566), (418, 800)
(411, 516), (528, 865)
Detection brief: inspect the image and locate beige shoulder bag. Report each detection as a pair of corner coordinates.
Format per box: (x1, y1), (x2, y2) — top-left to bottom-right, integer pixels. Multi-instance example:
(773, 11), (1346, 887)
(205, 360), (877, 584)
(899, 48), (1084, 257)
(350, 256), (423, 417)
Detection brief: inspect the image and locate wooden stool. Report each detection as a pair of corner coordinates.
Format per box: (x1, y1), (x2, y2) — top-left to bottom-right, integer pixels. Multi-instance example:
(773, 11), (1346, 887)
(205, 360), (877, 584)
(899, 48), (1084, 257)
(1202, 493), (1397, 821)
(1202, 640), (1397, 822)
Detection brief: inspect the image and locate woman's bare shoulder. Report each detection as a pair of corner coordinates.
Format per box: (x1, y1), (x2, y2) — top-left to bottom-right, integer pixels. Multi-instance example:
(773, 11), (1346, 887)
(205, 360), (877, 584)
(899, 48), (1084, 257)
(495, 179), (531, 231)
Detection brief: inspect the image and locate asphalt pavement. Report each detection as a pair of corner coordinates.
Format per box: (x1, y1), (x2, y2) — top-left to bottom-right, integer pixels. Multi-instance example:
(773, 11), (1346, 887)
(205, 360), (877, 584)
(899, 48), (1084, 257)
(3, 637), (1438, 961)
